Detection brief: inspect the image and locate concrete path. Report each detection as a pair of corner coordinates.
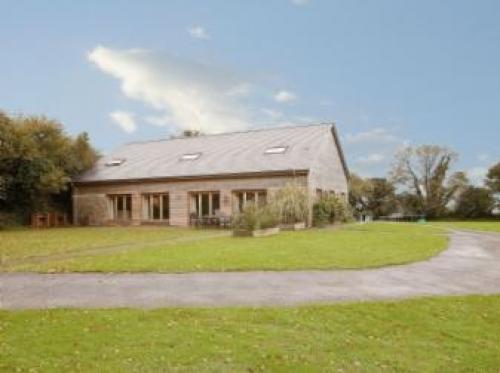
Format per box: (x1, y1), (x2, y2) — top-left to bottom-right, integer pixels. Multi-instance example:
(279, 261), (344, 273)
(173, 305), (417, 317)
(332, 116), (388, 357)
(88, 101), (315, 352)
(1, 230), (500, 309)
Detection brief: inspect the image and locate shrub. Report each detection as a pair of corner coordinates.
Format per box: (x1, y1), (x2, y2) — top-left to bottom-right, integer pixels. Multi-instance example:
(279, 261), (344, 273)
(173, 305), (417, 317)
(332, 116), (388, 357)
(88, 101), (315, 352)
(258, 205), (280, 229)
(232, 204), (259, 231)
(232, 203), (279, 231)
(0, 211), (23, 229)
(312, 202), (330, 227)
(270, 184), (309, 224)
(313, 195), (353, 227)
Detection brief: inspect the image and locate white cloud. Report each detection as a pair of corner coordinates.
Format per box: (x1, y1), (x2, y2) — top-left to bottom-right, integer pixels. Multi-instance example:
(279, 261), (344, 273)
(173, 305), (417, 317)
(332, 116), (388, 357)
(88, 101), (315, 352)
(274, 90), (297, 103)
(354, 153), (386, 165)
(467, 166), (488, 186)
(88, 46), (252, 133)
(344, 127), (400, 145)
(290, 0), (309, 5)
(188, 26), (210, 40)
(109, 111), (137, 133)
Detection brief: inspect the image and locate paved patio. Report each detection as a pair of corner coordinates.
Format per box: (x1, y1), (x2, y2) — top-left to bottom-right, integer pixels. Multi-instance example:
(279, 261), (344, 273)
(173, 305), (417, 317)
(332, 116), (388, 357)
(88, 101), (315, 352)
(1, 230), (499, 309)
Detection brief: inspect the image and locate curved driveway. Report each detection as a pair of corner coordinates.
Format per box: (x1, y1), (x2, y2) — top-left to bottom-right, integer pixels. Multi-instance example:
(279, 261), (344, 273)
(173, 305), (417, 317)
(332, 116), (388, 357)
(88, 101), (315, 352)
(1, 230), (500, 309)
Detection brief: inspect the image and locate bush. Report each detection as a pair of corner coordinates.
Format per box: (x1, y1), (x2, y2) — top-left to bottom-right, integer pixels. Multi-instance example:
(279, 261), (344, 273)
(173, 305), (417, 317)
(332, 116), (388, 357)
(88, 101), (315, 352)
(313, 195), (353, 227)
(232, 204), (258, 231)
(0, 211), (23, 229)
(270, 184), (309, 224)
(232, 203), (279, 231)
(258, 205), (280, 229)
(312, 201), (331, 227)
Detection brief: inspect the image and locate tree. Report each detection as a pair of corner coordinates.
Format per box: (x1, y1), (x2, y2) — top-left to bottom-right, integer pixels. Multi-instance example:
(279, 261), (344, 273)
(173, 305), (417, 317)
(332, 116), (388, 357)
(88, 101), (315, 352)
(348, 174), (373, 217)
(390, 145), (466, 218)
(454, 186), (495, 218)
(366, 178), (398, 218)
(396, 192), (422, 215)
(348, 175), (398, 219)
(486, 162), (500, 193)
(0, 112), (99, 220)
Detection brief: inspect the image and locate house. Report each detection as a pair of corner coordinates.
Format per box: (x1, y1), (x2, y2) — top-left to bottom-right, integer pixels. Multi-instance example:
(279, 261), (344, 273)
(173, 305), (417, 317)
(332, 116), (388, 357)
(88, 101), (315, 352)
(72, 123), (349, 226)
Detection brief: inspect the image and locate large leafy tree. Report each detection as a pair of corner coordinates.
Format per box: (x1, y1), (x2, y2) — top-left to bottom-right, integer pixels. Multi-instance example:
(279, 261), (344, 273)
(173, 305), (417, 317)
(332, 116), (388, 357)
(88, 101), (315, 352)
(486, 162), (500, 211)
(366, 178), (398, 218)
(348, 175), (398, 218)
(486, 162), (500, 193)
(454, 186), (495, 218)
(0, 112), (98, 219)
(348, 174), (373, 216)
(390, 145), (467, 218)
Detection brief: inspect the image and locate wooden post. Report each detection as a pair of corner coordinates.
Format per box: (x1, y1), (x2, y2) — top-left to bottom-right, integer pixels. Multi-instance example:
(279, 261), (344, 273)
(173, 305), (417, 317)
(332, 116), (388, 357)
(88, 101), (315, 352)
(159, 194), (163, 220)
(113, 196), (117, 220)
(208, 192), (213, 217)
(197, 193), (202, 217)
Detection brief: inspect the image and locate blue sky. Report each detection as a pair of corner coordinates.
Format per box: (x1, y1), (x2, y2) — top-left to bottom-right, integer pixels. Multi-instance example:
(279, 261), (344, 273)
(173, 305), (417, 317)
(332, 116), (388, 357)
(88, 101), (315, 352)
(1, 0), (499, 183)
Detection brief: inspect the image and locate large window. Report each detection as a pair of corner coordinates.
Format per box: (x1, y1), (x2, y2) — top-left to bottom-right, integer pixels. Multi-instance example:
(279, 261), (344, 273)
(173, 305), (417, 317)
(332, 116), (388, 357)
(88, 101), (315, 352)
(109, 194), (132, 220)
(143, 194), (169, 221)
(190, 192), (220, 217)
(234, 190), (267, 212)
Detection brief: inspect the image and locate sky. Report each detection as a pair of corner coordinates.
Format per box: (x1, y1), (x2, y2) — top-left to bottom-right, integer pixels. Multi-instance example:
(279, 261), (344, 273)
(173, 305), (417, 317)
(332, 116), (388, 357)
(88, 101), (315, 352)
(1, 0), (499, 184)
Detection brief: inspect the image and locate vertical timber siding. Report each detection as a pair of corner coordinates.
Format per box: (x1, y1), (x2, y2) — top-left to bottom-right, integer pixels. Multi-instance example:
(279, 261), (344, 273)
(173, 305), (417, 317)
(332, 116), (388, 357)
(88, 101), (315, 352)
(73, 174), (308, 226)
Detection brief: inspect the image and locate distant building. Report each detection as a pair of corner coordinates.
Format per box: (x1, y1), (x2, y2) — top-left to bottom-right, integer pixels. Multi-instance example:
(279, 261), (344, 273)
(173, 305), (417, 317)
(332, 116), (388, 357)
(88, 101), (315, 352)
(72, 123), (349, 226)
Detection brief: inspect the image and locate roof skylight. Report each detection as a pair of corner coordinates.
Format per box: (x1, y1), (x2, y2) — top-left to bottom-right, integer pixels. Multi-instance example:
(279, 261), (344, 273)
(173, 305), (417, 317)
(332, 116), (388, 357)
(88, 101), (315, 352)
(180, 152), (202, 161)
(264, 146), (288, 155)
(105, 158), (125, 167)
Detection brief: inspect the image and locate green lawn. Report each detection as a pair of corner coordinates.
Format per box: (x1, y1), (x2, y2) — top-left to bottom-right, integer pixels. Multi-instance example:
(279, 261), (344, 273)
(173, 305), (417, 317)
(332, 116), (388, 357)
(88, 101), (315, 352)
(0, 226), (218, 263)
(1, 223), (447, 272)
(2, 295), (499, 372)
(430, 220), (500, 233)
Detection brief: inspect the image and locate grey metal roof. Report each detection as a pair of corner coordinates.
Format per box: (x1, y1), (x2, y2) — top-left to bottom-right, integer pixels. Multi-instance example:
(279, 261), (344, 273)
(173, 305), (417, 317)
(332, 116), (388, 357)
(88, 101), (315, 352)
(74, 123), (348, 183)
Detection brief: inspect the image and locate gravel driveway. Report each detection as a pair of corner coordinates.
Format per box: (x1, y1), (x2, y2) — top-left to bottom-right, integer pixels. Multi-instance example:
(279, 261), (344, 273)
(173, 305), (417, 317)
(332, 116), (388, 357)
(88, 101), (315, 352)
(1, 230), (499, 309)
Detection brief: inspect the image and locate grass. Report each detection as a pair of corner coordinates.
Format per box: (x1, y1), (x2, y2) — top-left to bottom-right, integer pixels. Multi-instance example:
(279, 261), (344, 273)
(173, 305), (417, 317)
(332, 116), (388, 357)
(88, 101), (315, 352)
(0, 226), (218, 263)
(430, 220), (500, 233)
(2, 295), (500, 372)
(1, 223), (447, 272)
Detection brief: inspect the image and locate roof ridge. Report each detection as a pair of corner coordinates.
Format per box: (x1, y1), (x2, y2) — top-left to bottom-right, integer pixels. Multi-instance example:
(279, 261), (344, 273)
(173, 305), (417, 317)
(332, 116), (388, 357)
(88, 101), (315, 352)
(123, 122), (335, 146)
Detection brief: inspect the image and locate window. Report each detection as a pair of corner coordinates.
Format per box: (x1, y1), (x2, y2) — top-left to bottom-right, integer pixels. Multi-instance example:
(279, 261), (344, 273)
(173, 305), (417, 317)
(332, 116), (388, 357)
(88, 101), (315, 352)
(190, 192), (220, 218)
(264, 146), (287, 155)
(234, 190), (267, 212)
(109, 194), (132, 220)
(180, 152), (201, 161)
(105, 158), (125, 166)
(143, 193), (169, 221)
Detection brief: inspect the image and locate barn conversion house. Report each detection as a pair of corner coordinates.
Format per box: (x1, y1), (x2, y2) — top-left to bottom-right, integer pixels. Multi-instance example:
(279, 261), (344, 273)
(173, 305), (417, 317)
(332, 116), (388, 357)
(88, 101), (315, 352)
(72, 123), (349, 226)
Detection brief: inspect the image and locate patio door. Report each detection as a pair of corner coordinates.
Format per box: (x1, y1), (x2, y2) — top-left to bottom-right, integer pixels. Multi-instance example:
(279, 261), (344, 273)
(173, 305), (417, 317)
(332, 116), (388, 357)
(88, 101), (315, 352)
(191, 192), (220, 217)
(142, 193), (170, 222)
(110, 194), (132, 221)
